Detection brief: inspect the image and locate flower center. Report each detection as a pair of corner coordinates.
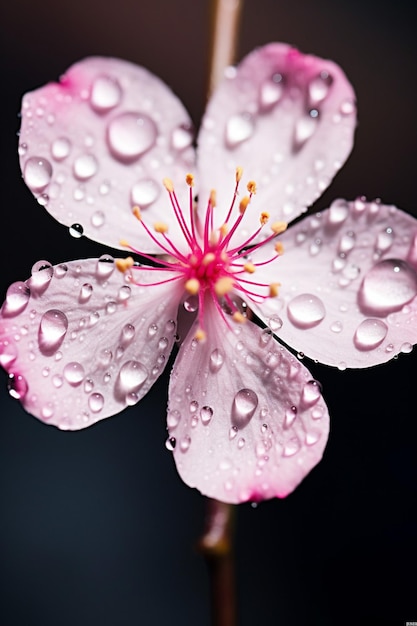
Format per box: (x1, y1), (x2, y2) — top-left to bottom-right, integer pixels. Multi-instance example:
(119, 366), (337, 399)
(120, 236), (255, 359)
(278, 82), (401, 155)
(117, 168), (287, 338)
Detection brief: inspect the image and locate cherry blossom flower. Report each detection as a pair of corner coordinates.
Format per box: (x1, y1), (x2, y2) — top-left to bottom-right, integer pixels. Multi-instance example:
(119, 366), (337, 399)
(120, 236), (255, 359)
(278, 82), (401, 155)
(1, 44), (417, 504)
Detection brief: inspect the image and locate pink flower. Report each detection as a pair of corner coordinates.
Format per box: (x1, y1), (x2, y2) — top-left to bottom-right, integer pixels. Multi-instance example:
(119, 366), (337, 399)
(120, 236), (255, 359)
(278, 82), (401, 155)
(1, 44), (416, 503)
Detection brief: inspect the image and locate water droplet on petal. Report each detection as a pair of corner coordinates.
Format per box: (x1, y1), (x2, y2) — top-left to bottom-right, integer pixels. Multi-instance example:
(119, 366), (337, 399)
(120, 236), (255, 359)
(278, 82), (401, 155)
(283, 438), (300, 457)
(51, 137), (71, 161)
(63, 361), (85, 385)
(90, 75), (122, 112)
(73, 154), (98, 180)
(2, 282), (31, 317)
(328, 199), (349, 225)
(338, 231), (356, 254)
(354, 318), (388, 350)
(121, 323), (135, 344)
(7, 373), (28, 399)
(301, 380), (322, 406)
(79, 283), (93, 303)
(400, 342), (413, 354)
(183, 295), (198, 312)
(69, 223), (84, 238)
(55, 264), (68, 278)
(165, 436), (176, 451)
(29, 260), (53, 292)
(229, 425), (238, 440)
(237, 437), (245, 449)
(167, 409), (180, 429)
(106, 112), (157, 162)
(171, 124), (193, 150)
(200, 406), (213, 425)
(259, 78), (283, 111)
(330, 320), (343, 333)
(118, 285), (131, 301)
(158, 337), (169, 350)
(293, 115), (318, 151)
(38, 309), (68, 355)
(96, 255), (115, 278)
(148, 323), (158, 337)
(117, 360), (148, 395)
(130, 178), (160, 208)
(284, 405), (297, 429)
(268, 315), (283, 331)
(375, 227), (394, 254)
(360, 259), (417, 315)
(210, 348), (224, 373)
(287, 294), (326, 328)
(226, 113), (255, 148)
(23, 156), (53, 191)
(88, 392), (104, 413)
(308, 71), (333, 107)
(231, 389), (258, 428)
(0, 341), (18, 369)
(180, 435), (191, 452)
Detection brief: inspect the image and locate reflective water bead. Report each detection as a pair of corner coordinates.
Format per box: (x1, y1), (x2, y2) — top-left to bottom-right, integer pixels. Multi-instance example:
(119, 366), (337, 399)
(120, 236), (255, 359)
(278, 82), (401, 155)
(354, 318), (388, 350)
(121, 323), (135, 344)
(171, 124), (193, 151)
(38, 309), (68, 354)
(165, 436), (176, 451)
(30, 261), (54, 290)
(117, 360), (148, 394)
(226, 113), (255, 148)
(180, 435), (191, 452)
(88, 392), (105, 413)
(287, 293), (326, 328)
(301, 380), (322, 406)
(0, 341), (18, 368)
(231, 389), (258, 428)
(284, 405), (297, 429)
(69, 223), (84, 238)
(79, 283), (93, 302)
(360, 259), (417, 315)
(96, 255), (115, 278)
(130, 178), (160, 208)
(51, 137), (71, 161)
(259, 78), (284, 111)
(106, 112), (158, 162)
(200, 406), (213, 425)
(7, 373), (28, 399)
(63, 361), (85, 385)
(73, 154), (98, 180)
(2, 282), (31, 316)
(90, 75), (122, 112)
(167, 409), (180, 429)
(23, 156), (53, 191)
(118, 285), (131, 301)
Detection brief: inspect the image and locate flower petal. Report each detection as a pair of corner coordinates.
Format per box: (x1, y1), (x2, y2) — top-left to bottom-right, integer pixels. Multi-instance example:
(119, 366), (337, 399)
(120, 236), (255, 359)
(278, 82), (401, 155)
(19, 57), (195, 252)
(251, 199), (417, 368)
(0, 258), (182, 428)
(167, 302), (329, 503)
(197, 43), (356, 242)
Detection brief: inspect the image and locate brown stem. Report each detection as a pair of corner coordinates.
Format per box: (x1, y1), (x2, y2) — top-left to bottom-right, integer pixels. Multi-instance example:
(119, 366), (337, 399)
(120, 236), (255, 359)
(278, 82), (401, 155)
(198, 499), (237, 626)
(207, 0), (244, 97)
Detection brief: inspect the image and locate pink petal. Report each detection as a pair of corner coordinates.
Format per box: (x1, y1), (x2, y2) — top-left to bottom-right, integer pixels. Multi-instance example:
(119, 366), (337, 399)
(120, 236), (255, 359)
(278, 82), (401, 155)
(251, 199), (417, 368)
(19, 57), (195, 253)
(0, 258), (183, 429)
(167, 302), (329, 503)
(197, 43), (356, 243)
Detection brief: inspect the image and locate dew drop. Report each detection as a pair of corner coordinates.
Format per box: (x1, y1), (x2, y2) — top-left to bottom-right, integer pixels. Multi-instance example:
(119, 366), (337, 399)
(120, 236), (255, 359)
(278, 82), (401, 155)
(51, 137), (71, 161)
(283, 438), (300, 457)
(360, 259), (417, 315)
(88, 392), (104, 413)
(28, 261), (53, 293)
(171, 124), (193, 150)
(268, 315), (283, 331)
(84, 378), (94, 393)
(293, 115), (318, 151)
(338, 231), (356, 254)
(328, 199), (349, 225)
(73, 154), (98, 180)
(165, 436), (176, 451)
(284, 405), (297, 429)
(209, 348), (224, 373)
(23, 156), (53, 191)
(0, 341), (18, 369)
(259, 78), (283, 111)
(375, 227), (394, 254)
(287, 293), (326, 328)
(130, 178), (160, 208)
(308, 71), (333, 107)
(400, 342), (413, 354)
(79, 283), (93, 302)
(148, 323), (158, 337)
(183, 295), (198, 313)
(2, 282), (31, 317)
(118, 285), (131, 301)
(38, 309), (68, 354)
(189, 400), (199, 413)
(301, 380), (322, 406)
(231, 389), (258, 428)
(121, 323), (135, 344)
(237, 437), (245, 449)
(96, 255), (115, 278)
(63, 361), (85, 385)
(167, 409), (180, 429)
(180, 435), (191, 452)
(106, 112), (157, 162)
(229, 425), (238, 440)
(354, 318), (388, 350)
(117, 360), (148, 395)
(90, 75), (122, 112)
(200, 406), (213, 425)
(158, 337), (169, 350)
(330, 320), (343, 333)
(226, 113), (255, 148)
(69, 223), (84, 238)
(7, 373), (28, 399)
(55, 264), (68, 278)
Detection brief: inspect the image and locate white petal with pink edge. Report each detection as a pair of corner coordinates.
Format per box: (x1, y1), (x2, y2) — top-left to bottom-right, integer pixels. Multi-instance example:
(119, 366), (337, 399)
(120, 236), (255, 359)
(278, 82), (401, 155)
(19, 57), (195, 253)
(0, 258), (183, 429)
(251, 199), (417, 368)
(167, 302), (329, 504)
(197, 43), (356, 244)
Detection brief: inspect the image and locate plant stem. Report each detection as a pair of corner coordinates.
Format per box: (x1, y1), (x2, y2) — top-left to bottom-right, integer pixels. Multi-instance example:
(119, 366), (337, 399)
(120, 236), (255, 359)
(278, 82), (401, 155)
(207, 0), (243, 97)
(198, 499), (236, 626)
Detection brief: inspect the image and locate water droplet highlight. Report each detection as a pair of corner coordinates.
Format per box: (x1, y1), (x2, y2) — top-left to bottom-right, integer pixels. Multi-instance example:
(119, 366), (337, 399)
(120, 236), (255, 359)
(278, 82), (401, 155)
(23, 156), (53, 191)
(287, 293), (326, 328)
(226, 113), (255, 148)
(38, 309), (68, 355)
(106, 112), (157, 162)
(354, 318), (388, 350)
(231, 389), (258, 428)
(90, 75), (122, 112)
(360, 259), (417, 315)
(130, 178), (160, 208)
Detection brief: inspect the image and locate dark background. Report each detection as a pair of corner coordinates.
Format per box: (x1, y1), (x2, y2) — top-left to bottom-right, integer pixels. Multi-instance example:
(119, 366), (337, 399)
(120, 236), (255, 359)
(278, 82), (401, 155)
(0, 1), (416, 625)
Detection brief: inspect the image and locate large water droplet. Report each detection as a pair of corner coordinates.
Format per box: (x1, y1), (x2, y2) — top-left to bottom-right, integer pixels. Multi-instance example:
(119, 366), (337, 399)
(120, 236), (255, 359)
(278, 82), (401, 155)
(183, 295), (198, 312)
(79, 283), (93, 303)
(165, 436), (176, 451)
(328, 199), (349, 226)
(73, 154), (98, 180)
(23, 156), (53, 191)
(38, 309), (68, 355)
(359, 259), (417, 315)
(29, 260), (54, 293)
(51, 137), (71, 161)
(2, 282), (31, 317)
(287, 293), (326, 328)
(293, 115), (318, 151)
(231, 389), (258, 428)
(0, 340), (18, 369)
(88, 392), (105, 413)
(63, 361), (85, 385)
(301, 380), (322, 406)
(69, 223), (84, 238)
(96, 255), (115, 278)
(121, 323), (135, 344)
(354, 318), (388, 350)
(308, 71), (333, 107)
(209, 348), (224, 373)
(7, 373), (28, 399)
(259, 77), (284, 111)
(106, 112), (157, 162)
(90, 75), (122, 112)
(117, 360), (148, 395)
(130, 178), (160, 208)
(200, 406), (213, 426)
(226, 113), (255, 148)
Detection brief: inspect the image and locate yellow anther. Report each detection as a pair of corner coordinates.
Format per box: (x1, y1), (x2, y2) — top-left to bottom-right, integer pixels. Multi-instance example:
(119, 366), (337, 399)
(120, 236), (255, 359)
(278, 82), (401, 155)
(154, 221), (169, 234)
(214, 276), (234, 297)
(163, 177), (174, 192)
(185, 278), (200, 295)
(244, 262), (256, 274)
(202, 252), (216, 265)
(233, 311), (247, 323)
(209, 230), (220, 246)
(119, 239), (130, 248)
(260, 211), (270, 226)
(210, 189), (217, 207)
(269, 282), (281, 297)
(247, 180), (257, 194)
(132, 206), (142, 221)
(274, 241), (284, 255)
(271, 221), (287, 235)
(186, 173), (194, 187)
(194, 329), (207, 342)
(116, 257), (134, 273)
(239, 196), (250, 214)
(235, 166), (243, 183)
(219, 223), (229, 237)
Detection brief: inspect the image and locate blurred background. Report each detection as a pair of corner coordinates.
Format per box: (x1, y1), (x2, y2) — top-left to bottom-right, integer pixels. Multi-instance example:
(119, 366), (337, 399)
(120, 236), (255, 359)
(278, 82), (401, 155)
(0, 1), (416, 624)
